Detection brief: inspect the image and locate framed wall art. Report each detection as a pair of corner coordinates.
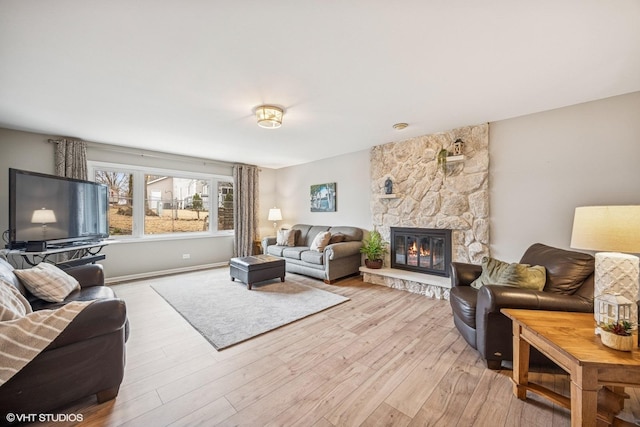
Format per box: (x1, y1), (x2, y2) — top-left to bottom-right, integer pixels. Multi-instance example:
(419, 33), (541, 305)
(310, 182), (336, 212)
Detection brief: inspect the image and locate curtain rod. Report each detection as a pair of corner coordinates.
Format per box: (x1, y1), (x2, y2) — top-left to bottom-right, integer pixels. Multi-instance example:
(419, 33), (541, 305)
(47, 138), (242, 168)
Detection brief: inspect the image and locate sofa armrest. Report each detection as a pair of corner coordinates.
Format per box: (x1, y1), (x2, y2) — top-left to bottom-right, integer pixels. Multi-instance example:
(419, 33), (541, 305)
(64, 264), (105, 288)
(325, 241), (363, 261)
(46, 299), (127, 351)
(477, 285), (594, 315)
(262, 237), (277, 253)
(450, 262), (482, 287)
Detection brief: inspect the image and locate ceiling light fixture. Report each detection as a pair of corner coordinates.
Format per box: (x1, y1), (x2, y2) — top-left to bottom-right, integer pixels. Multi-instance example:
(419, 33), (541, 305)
(255, 105), (284, 129)
(393, 123), (408, 130)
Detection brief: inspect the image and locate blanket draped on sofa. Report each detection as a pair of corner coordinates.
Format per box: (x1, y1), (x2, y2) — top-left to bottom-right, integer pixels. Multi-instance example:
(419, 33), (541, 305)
(0, 300), (92, 386)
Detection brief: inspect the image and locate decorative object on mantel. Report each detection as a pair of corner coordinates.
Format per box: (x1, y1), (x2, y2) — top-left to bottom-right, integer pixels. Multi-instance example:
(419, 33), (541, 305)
(360, 229), (388, 269)
(384, 177), (393, 194)
(255, 105), (284, 128)
(310, 182), (337, 212)
(452, 138), (464, 156)
(268, 207), (282, 231)
(570, 205), (640, 326)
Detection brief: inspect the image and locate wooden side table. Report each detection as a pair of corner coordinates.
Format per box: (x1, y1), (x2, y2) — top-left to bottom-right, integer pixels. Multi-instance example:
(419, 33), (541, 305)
(502, 309), (640, 427)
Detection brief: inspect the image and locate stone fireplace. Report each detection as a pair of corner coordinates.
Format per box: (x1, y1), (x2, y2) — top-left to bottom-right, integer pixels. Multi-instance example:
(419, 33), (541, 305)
(363, 123), (490, 299)
(391, 227), (452, 277)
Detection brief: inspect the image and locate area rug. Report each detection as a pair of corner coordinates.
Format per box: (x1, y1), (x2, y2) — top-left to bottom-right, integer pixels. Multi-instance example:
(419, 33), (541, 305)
(151, 270), (349, 350)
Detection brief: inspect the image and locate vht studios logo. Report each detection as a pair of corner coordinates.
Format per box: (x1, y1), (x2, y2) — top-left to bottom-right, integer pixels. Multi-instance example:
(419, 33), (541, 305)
(5, 413), (84, 423)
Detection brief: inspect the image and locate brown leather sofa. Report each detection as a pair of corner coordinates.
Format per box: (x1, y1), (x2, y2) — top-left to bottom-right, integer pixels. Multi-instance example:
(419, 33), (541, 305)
(449, 243), (594, 370)
(0, 257), (128, 424)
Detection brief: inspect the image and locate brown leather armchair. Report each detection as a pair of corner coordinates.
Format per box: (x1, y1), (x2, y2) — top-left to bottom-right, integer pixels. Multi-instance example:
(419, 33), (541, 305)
(449, 243), (594, 369)
(0, 257), (128, 424)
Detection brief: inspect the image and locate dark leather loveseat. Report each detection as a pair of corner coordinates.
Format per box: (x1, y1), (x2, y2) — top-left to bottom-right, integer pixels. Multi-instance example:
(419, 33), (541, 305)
(0, 257), (128, 423)
(449, 243), (594, 369)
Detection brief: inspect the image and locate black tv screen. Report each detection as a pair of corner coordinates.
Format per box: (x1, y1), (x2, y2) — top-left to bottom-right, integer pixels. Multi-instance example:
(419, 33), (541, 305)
(9, 168), (109, 247)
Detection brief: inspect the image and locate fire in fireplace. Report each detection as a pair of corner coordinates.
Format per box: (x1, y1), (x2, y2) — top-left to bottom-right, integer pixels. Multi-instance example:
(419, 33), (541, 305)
(391, 227), (452, 277)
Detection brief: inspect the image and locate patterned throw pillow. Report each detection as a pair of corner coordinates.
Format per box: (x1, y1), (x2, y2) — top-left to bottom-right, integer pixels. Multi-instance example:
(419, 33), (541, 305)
(14, 263), (80, 303)
(0, 278), (32, 320)
(276, 229), (296, 246)
(310, 231), (332, 252)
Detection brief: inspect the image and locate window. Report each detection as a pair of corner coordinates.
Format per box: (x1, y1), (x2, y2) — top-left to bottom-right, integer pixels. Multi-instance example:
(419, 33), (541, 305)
(89, 162), (233, 239)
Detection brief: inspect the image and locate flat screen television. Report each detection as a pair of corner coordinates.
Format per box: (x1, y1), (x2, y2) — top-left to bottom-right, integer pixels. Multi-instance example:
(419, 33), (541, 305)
(8, 168), (109, 248)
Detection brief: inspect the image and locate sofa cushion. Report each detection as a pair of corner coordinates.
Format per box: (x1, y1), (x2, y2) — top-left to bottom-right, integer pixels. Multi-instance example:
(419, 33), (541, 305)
(0, 257), (27, 296)
(301, 250), (324, 265)
(14, 263), (80, 303)
(310, 231), (332, 252)
(282, 247), (309, 260)
(471, 257), (510, 289)
(0, 278), (32, 320)
(290, 224), (313, 245)
(266, 245), (286, 257)
(520, 243), (594, 295)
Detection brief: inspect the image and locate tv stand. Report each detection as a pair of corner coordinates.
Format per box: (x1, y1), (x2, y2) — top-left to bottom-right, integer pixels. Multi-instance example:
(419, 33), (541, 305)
(7, 240), (114, 269)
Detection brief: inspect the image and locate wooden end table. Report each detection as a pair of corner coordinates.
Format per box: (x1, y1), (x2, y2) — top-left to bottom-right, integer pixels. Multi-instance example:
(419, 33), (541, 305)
(502, 309), (640, 427)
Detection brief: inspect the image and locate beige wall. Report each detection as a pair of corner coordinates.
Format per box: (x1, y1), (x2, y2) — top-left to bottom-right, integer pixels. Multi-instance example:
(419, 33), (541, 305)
(489, 91), (640, 261)
(273, 149), (372, 232)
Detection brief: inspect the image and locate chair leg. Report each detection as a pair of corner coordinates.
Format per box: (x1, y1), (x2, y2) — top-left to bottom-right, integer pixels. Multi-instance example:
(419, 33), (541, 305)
(486, 359), (502, 370)
(96, 386), (120, 403)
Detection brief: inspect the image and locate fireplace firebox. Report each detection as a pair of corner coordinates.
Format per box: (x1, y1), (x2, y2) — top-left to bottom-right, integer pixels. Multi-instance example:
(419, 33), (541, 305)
(390, 227), (452, 277)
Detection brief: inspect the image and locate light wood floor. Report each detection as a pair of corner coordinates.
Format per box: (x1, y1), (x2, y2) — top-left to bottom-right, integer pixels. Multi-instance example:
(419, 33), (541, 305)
(32, 269), (640, 426)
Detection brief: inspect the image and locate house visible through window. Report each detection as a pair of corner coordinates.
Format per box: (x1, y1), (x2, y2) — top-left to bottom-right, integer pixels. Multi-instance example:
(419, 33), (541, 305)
(90, 162), (233, 238)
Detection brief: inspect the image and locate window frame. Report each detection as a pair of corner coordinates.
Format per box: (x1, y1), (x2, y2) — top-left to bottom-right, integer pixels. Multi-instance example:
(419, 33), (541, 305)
(88, 161), (234, 241)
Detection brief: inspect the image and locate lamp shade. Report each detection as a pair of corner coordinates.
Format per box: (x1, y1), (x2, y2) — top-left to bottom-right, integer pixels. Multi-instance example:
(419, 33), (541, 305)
(268, 208), (282, 221)
(570, 206), (640, 253)
(31, 208), (57, 224)
(256, 105), (284, 129)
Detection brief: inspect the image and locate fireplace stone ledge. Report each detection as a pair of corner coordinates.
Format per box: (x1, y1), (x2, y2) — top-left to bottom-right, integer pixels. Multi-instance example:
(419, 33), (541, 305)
(360, 267), (451, 300)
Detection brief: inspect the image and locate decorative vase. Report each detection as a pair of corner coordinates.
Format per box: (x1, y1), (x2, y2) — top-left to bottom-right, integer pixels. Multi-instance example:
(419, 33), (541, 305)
(365, 259), (383, 269)
(600, 330), (634, 351)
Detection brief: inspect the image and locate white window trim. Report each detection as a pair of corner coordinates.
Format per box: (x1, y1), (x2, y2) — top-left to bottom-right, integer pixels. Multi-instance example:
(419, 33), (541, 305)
(88, 161), (234, 241)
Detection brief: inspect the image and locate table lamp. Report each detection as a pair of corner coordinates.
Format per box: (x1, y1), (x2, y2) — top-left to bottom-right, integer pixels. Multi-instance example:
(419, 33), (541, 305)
(31, 208), (57, 240)
(268, 207), (282, 231)
(570, 206), (640, 324)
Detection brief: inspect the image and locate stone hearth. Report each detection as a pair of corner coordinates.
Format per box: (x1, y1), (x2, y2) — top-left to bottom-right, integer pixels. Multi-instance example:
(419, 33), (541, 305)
(367, 123), (490, 299)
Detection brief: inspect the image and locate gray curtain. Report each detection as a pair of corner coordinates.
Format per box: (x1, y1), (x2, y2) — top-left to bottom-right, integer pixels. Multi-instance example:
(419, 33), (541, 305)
(233, 164), (259, 257)
(51, 138), (88, 179)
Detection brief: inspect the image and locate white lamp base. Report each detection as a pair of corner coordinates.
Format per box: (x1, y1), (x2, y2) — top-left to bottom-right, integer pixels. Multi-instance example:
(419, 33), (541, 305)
(595, 252), (640, 323)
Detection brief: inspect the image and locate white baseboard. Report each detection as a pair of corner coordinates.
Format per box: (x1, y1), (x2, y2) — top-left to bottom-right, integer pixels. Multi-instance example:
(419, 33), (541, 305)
(105, 262), (229, 284)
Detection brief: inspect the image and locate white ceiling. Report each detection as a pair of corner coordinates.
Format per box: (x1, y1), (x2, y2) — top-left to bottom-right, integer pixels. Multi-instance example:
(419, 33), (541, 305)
(1, 1), (639, 169)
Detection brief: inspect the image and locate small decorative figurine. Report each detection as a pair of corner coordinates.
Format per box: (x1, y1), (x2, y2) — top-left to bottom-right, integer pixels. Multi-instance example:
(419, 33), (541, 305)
(453, 138), (464, 156)
(384, 178), (393, 194)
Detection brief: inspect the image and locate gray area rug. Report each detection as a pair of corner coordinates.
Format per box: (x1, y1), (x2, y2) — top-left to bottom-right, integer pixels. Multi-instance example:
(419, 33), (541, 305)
(151, 270), (349, 350)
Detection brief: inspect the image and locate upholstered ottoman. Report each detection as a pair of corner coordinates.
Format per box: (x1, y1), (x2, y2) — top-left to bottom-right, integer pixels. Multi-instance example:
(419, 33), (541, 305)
(230, 254), (286, 290)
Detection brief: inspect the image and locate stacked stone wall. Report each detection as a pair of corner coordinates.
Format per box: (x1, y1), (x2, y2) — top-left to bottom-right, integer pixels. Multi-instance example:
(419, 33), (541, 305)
(370, 123), (490, 265)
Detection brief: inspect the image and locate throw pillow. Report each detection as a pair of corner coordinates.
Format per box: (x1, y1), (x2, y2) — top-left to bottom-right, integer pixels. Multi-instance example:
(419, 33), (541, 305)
(310, 231), (332, 252)
(276, 229), (296, 246)
(499, 263), (546, 291)
(329, 233), (346, 244)
(471, 256), (547, 291)
(0, 278), (33, 320)
(14, 263), (80, 303)
(471, 257), (510, 289)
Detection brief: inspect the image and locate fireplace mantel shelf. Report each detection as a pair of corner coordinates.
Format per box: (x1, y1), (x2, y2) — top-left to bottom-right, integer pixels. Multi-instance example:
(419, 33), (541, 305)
(377, 193), (401, 199)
